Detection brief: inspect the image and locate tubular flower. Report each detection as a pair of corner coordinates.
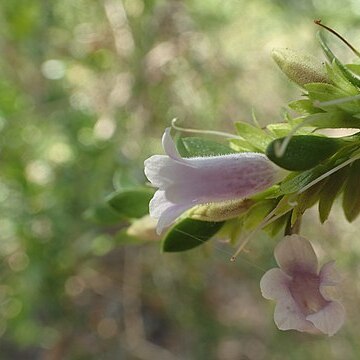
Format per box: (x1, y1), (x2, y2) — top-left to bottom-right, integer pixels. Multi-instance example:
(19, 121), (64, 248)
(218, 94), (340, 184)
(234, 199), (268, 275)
(260, 235), (345, 336)
(144, 128), (285, 234)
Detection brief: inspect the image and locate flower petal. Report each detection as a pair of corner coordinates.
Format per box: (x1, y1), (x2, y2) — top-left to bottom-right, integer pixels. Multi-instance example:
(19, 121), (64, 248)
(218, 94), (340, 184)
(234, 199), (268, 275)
(149, 190), (192, 234)
(320, 261), (341, 286)
(306, 301), (345, 336)
(319, 261), (342, 302)
(144, 155), (194, 189)
(260, 268), (291, 301)
(165, 152), (282, 203)
(274, 235), (318, 276)
(162, 128), (182, 160)
(274, 297), (315, 333)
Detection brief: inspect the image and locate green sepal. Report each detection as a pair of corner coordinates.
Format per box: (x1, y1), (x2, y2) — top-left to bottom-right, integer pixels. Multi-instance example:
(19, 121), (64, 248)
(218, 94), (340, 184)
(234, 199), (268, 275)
(235, 122), (274, 152)
(177, 137), (235, 158)
(342, 160), (360, 222)
(161, 218), (224, 252)
(107, 188), (154, 219)
(318, 168), (348, 223)
(266, 135), (343, 171)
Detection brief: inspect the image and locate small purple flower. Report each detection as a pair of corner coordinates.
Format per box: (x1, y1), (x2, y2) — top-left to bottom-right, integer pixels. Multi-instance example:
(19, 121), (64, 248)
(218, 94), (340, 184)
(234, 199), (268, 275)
(260, 235), (345, 336)
(144, 128), (284, 234)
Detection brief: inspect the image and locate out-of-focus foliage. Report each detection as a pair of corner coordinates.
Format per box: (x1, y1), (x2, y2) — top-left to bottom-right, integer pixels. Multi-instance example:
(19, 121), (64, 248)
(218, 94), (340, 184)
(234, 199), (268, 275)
(1, 0), (360, 359)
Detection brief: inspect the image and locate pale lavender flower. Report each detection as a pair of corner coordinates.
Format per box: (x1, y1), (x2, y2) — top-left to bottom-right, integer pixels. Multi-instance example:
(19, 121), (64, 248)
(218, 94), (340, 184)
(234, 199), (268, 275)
(144, 128), (284, 234)
(260, 235), (345, 336)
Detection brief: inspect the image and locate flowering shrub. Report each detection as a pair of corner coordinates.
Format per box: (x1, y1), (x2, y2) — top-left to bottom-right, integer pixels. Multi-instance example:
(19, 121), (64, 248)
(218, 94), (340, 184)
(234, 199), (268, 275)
(105, 22), (360, 335)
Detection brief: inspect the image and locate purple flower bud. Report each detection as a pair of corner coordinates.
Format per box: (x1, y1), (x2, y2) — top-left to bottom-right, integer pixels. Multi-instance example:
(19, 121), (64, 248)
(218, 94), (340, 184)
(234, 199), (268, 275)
(144, 128), (284, 234)
(260, 235), (345, 336)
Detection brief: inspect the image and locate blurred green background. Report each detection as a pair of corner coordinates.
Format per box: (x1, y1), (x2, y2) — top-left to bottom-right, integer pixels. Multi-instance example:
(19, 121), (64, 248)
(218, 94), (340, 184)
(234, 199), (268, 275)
(1, 0), (360, 359)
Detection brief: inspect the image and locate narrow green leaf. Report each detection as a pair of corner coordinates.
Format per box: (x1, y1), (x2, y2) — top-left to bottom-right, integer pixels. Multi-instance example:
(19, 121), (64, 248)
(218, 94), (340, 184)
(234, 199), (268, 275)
(317, 31), (360, 88)
(177, 137), (235, 158)
(266, 123), (293, 137)
(318, 168), (348, 223)
(297, 112), (360, 129)
(243, 200), (277, 230)
(235, 122), (274, 152)
(326, 61), (358, 94)
(280, 165), (328, 194)
(346, 64), (360, 76)
(342, 160), (360, 222)
(229, 138), (258, 152)
(288, 99), (322, 115)
(107, 188), (154, 219)
(291, 180), (326, 225)
(263, 213), (289, 237)
(162, 218), (224, 252)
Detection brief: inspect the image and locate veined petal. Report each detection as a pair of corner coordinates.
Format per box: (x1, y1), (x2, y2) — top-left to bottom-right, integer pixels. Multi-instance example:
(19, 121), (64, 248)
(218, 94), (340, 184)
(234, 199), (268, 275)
(275, 235), (318, 276)
(260, 268), (291, 301)
(149, 190), (192, 234)
(274, 297), (315, 333)
(165, 153), (282, 203)
(306, 301), (345, 336)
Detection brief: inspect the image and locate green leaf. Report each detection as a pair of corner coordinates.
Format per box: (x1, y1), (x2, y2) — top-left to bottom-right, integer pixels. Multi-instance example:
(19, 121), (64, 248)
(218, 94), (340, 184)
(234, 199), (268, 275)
(272, 194), (295, 217)
(280, 165), (328, 194)
(263, 213), (289, 237)
(318, 168), (348, 223)
(161, 218), (224, 252)
(235, 122), (274, 152)
(266, 135), (343, 171)
(243, 200), (276, 230)
(266, 123), (294, 137)
(177, 137), (236, 157)
(342, 160), (360, 222)
(305, 83), (352, 108)
(326, 61), (359, 94)
(318, 31), (360, 89)
(346, 64), (360, 76)
(288, 99), (323, 115)
(229, 138), (258, 152)
(291, 180), (326, 225)
(107, 188), (154, 219)
(297, 112), (360, 129)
